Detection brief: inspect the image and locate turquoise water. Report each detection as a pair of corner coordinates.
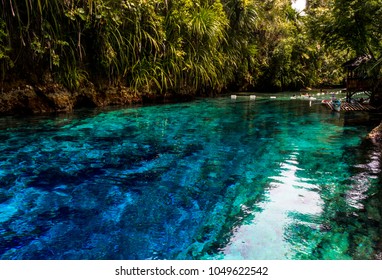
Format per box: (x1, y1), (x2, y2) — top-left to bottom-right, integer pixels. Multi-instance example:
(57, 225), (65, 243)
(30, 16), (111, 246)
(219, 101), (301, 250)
(0, 93), (381, 260)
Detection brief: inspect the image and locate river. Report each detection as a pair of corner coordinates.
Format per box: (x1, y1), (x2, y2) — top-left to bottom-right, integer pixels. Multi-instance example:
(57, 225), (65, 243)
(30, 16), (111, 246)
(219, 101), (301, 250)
(0, 92), (381, 259)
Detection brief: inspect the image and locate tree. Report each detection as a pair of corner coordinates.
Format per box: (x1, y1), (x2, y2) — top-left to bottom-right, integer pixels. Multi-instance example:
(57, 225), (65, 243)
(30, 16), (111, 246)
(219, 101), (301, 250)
(3, 0), (366, 95)
(307, 0), (382, 78)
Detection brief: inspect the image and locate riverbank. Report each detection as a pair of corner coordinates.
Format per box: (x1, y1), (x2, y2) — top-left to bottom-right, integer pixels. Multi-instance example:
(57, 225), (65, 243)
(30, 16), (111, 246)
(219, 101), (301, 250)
(0, 81), (196, 116)
(367, 121), (382, 146)
(0, 81), (138, 115)
(1, 82), (382, 143)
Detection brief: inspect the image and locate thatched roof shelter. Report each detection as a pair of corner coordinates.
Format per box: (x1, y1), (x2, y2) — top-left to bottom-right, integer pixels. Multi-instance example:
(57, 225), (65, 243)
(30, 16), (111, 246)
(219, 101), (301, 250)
(342, 54), (382, 107)
(343, 54), (373, 79)
(343, 54), (372, 69)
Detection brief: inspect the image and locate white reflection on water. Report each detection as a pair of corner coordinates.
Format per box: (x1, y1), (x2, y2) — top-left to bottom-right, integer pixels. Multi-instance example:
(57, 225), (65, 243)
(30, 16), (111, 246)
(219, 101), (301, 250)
(221, 149), (323, 259)
(347, 150), (381, 209)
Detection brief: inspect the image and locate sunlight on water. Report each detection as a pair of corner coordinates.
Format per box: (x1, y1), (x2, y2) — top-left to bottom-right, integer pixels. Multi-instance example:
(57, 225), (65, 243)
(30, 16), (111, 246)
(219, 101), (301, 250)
(0, 93), (381, 260)
(220, 149), (323, 260)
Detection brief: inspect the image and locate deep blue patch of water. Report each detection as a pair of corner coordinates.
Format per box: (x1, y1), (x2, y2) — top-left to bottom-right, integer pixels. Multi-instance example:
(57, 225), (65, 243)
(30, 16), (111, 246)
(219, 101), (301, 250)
(0, 93), (381, 259)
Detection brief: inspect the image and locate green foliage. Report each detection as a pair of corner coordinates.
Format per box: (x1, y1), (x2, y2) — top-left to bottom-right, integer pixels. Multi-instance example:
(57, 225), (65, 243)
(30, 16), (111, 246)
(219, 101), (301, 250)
(0, 19), (13, 81)
(307, 0), (382, 79)
(252, 0), (312, 90)
(58, 64), (88, 91)
(4, 0), (375, 94)
(221, 0), (259, 89)
(0, 0), (248, 92)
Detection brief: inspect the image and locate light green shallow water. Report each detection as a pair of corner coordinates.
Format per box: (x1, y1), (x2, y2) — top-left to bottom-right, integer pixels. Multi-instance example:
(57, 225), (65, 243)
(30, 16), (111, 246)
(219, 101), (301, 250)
(0, 93), (381, 259)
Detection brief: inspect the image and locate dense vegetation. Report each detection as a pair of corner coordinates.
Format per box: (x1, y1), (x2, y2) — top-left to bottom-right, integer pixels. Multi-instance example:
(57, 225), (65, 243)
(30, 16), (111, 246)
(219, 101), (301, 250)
(306, 0), (382, 83)
(0, 0), (381, 96)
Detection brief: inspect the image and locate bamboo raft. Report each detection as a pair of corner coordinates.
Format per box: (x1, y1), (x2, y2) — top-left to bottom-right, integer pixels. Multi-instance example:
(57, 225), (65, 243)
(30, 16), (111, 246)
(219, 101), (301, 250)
(323, 100), (375, 111)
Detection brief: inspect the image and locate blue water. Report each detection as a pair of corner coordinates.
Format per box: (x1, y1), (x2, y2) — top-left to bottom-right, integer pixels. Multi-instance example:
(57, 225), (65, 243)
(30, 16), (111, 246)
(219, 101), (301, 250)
(0, 93), (381, 260)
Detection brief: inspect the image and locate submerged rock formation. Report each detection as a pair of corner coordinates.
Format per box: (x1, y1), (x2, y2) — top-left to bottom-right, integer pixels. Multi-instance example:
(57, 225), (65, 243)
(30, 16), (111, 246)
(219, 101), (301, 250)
(0, 82), (142, 115)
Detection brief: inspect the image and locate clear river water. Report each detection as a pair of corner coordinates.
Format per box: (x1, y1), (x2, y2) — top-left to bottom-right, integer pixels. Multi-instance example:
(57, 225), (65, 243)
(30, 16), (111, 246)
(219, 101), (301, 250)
(0, 92), (381, 260)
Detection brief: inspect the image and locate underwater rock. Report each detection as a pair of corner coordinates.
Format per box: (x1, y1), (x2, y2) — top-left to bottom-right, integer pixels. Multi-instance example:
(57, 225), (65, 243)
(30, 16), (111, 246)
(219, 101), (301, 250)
(0, 189), (12, 204)
(319, 223), (332, 232)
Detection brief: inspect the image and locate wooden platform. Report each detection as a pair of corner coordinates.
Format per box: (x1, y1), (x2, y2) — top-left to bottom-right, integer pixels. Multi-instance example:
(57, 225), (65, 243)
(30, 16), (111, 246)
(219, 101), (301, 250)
(323, 101), (375, 111)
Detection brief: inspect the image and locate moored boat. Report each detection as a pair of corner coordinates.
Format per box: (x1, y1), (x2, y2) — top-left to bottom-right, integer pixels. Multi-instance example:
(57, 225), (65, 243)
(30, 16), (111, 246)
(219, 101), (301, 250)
(322, 99), (342, 111)
(332, 99), (341, 112)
